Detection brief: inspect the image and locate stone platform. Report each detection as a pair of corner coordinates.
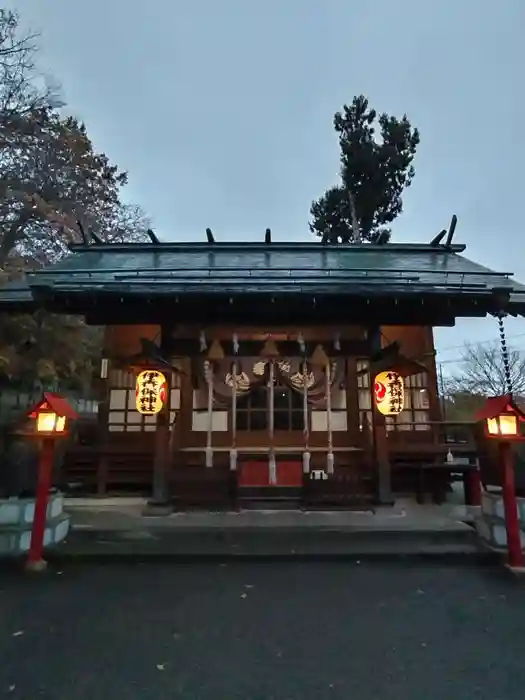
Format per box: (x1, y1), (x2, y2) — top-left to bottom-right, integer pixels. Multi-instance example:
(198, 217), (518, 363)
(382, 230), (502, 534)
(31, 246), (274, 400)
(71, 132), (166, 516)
(39, 496), (491, 562)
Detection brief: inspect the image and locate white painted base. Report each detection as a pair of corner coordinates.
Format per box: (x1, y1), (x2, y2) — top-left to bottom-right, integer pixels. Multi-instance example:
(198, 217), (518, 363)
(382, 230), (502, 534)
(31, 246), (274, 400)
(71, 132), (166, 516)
(477, 491), (525, 552)
(506, 565), (525, 577)
(0, 494), (70, 557)
(0, 493), (64, 526)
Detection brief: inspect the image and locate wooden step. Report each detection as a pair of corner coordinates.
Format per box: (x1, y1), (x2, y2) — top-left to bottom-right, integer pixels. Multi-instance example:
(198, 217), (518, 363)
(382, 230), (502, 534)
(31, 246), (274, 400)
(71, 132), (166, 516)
(238, 486), (302, 511)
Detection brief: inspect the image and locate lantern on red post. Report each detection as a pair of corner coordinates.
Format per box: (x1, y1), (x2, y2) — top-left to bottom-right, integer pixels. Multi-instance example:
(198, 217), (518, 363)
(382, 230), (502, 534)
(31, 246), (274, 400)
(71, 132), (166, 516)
(24, 393), (78, 572)
(477, 395), (525, 441)
(476, 395), (525, 571)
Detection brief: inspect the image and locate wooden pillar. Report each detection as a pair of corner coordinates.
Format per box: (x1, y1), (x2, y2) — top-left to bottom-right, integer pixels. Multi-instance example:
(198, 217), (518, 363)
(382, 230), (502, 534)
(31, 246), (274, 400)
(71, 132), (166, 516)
(345, 358), (360, 446)
(176, 357), (192, 451)
(95, 355), (111, 496)
(96, 455), (109, 496)
(148, 325), (172, 511)
(370, 327), (394, 505)
(178, 357), (194, 439)
(424, 328), (443, 444)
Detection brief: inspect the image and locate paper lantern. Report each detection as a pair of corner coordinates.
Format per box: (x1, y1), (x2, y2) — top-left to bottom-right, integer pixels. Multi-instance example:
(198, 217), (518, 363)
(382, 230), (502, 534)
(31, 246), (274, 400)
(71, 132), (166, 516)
(374, 370), (404, 416)
(136, 370), (167, 415)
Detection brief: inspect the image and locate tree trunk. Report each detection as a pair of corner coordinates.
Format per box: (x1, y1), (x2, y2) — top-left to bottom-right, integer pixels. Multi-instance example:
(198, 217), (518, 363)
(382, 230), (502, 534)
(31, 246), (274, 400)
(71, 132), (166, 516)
(0, 211), (31, 267)
(348, 190), (360, 243)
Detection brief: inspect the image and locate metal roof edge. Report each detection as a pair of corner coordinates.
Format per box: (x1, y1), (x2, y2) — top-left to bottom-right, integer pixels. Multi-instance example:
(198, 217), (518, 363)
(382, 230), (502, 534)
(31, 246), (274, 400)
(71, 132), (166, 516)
(0, 279), (34, 303)
(68, 241), (468, 254)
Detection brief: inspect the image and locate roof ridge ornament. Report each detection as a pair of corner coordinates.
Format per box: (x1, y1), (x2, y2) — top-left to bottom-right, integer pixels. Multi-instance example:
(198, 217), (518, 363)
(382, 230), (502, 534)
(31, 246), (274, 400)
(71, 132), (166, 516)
(428, 214), (458, 248)
(76, 219), (104, 246)
(147, 228), (160, 244)
(429, 229), (447, 246)
(444, 214), (458, 248)
(76, 220), (88, 246)
(90, 230), (103, 245)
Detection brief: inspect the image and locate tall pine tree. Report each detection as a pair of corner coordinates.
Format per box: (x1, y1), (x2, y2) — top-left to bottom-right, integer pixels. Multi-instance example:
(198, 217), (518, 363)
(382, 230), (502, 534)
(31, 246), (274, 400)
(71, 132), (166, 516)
(310, 95), (420, 243)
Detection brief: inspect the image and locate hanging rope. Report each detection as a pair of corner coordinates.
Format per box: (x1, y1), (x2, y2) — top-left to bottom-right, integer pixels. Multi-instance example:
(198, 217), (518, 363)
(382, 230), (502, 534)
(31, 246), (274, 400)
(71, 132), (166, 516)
(205, 360), (213, 468)
(302, 360), (310, 474)
(326, 361), (334, 474)
(498, 313), (513, 395)
(230, 355), (238, 472)
(268, 360), (277, 485)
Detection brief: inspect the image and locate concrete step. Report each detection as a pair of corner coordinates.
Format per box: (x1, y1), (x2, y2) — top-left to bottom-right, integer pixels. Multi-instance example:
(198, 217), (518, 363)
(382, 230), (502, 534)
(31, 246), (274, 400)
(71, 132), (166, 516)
(41, 523), (494, 564)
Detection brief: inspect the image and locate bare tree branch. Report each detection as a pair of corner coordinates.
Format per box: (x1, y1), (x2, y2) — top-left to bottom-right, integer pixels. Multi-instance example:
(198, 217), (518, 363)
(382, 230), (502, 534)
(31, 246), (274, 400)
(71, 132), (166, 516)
(0, 9), (61, 121)
(447, 342), (525, 396)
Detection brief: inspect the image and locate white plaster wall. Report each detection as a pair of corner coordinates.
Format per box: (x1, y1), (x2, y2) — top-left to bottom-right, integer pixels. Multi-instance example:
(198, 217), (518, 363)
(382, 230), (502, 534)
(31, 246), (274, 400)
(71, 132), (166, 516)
(192, 411), (228, 432)
(311, 411), (347, 432)
(109, 389), (126, 410)
(108, 388), (180, 432)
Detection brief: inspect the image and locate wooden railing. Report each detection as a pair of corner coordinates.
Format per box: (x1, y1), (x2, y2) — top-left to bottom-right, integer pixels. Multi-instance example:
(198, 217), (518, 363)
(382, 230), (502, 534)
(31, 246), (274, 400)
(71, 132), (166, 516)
(386, 419), (476, 445)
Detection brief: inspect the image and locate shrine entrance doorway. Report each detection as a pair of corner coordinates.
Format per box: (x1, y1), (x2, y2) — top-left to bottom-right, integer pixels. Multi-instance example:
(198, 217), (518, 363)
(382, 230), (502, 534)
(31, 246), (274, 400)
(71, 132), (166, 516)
(236, 381), (305, 490)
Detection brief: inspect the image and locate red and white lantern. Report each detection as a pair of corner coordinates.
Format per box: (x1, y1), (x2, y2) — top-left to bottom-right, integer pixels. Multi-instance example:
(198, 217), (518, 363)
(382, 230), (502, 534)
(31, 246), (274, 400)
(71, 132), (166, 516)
(136, 370), (167, 415)
(374, 370), (405, 416)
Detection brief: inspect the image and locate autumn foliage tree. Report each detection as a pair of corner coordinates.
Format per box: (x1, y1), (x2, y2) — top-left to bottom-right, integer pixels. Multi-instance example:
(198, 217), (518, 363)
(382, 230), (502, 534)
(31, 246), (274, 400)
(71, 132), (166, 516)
(310, 95), (420, 243)
(0, 9), (150, 390)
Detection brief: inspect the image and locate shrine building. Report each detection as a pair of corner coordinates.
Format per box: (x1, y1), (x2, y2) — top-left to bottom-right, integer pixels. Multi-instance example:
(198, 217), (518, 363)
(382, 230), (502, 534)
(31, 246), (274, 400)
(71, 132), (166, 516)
(1, 229), (525, 510)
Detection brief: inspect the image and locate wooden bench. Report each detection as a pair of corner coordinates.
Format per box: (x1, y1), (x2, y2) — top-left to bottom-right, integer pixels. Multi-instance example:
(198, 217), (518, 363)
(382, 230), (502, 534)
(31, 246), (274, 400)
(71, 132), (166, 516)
(390, 454), (480, 504)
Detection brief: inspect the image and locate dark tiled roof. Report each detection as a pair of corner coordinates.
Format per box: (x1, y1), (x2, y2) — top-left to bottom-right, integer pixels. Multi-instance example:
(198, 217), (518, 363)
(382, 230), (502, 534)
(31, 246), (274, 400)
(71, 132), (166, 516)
(2, 241), (525, 315)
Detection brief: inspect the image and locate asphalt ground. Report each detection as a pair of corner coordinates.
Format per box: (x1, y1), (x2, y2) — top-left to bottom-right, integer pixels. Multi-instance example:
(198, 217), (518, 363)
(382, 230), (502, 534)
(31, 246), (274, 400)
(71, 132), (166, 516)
(1, 561), (525, 699)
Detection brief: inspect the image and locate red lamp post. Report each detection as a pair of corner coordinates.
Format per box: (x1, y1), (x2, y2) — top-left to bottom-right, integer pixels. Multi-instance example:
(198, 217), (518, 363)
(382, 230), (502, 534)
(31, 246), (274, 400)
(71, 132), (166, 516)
(476, 395), (525, 571)
(23, 393), (78, 572)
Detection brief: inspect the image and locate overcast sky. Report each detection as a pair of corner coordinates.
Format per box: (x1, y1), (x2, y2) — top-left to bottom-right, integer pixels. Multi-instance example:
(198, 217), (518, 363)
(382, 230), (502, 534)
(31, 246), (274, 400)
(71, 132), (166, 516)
(11, 0), (525, 368)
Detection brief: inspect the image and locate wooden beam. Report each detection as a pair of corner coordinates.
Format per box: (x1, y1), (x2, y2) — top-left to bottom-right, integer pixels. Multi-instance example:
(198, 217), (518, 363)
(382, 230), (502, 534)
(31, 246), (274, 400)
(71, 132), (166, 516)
(148, 323), (173, 510)
(83, 300), (463, 327)
(164, 338), (372, 358)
